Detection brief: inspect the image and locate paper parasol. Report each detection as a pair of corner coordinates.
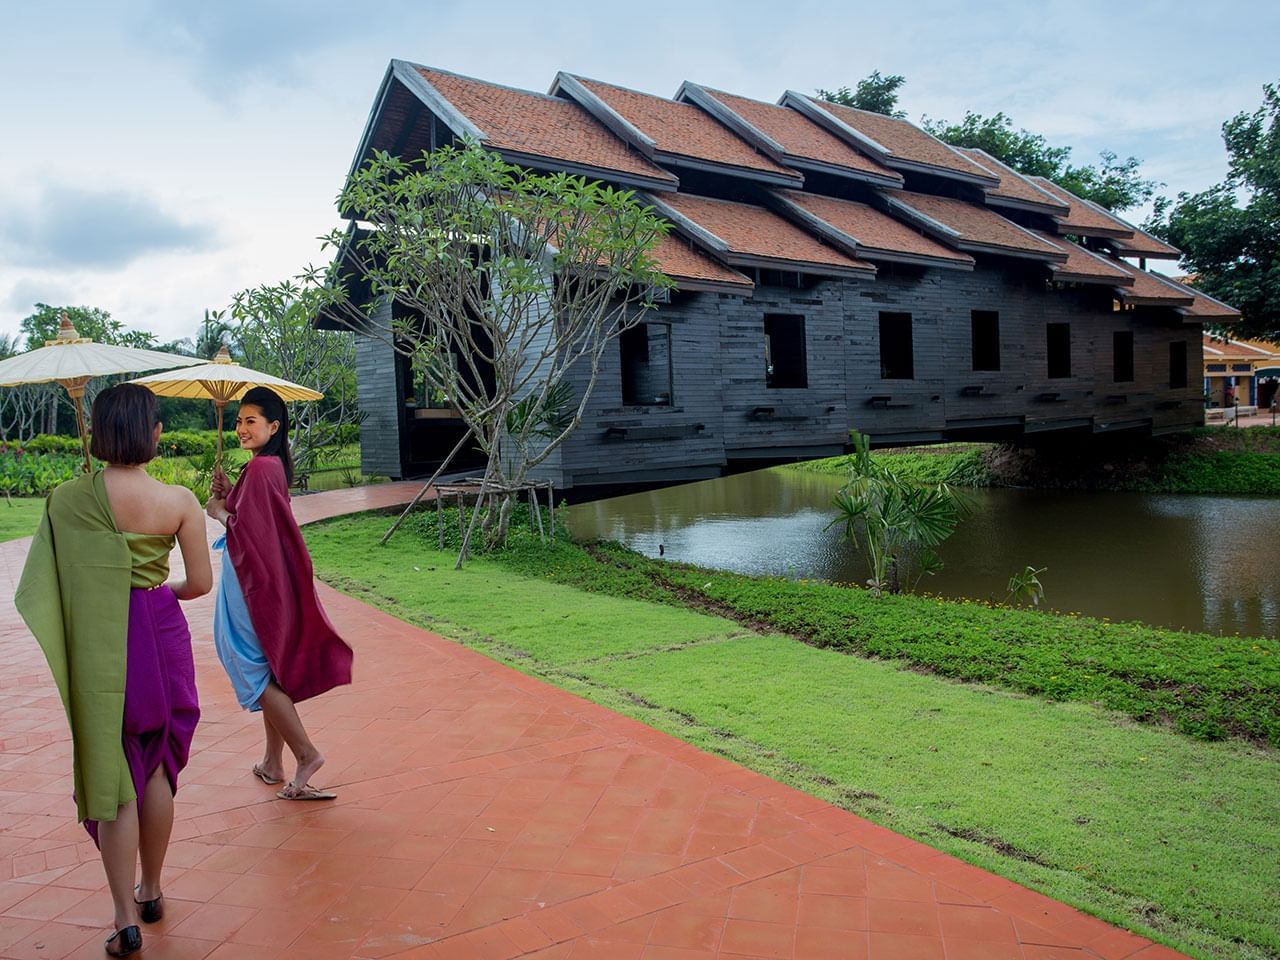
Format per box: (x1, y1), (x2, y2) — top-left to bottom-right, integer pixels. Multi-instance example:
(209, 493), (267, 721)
(0, 315), (204, 473)
(129, 347), (323, 465)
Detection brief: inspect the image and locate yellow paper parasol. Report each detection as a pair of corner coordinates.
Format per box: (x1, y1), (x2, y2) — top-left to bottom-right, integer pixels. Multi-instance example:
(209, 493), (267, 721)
(0, 315), (204, 473)
(129, 347), (323, 465)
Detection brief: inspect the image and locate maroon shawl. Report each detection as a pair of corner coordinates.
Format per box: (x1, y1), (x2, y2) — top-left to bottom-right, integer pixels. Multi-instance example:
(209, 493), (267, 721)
(225, 455), (352, 702)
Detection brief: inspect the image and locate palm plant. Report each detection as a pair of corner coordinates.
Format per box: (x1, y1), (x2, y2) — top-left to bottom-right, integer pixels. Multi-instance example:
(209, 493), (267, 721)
(829, 433), (969, 596)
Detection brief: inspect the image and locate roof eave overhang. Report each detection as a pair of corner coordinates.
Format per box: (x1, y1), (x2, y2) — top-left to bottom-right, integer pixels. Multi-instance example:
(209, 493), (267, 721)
(1051, 269), (1134, 286)
(884, 156), (998, 188)
(658, 152), (803, 188)
(1055, 222), (1135, 240)
(672, 276), (756, 295)
(859, 249), (975, 271)
(499, 149), (678, 192)
(1181, 309), (1241, 322)
(1115, 247), (1182, 261)
(957, 241), (1067, 263)
(1121, 294), (1196, 307)
(724, 252), (875, 279)
(1138, 267), (1239, 315)
(786, 157), (903, 189)
(985, 194), (1072, 217)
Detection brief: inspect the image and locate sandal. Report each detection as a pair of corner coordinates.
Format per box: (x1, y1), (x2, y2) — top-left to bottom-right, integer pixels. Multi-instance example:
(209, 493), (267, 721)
(277, 782), (337, 801)
(133, 885), (162, 923)
(251, 763), (283, 785)
(105, 925), (141, 957)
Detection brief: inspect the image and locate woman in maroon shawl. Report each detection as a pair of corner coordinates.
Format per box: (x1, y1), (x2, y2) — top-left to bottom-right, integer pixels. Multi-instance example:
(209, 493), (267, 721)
(206, 386), (352, 800)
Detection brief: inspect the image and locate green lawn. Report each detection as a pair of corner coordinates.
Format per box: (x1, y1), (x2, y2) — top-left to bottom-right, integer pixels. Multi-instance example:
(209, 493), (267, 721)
(0, 497), (44, 542)
(306, 513), (1280, 960)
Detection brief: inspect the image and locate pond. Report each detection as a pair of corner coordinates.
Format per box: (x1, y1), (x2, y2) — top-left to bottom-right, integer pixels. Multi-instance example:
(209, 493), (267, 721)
(567, 468), (1280, 638)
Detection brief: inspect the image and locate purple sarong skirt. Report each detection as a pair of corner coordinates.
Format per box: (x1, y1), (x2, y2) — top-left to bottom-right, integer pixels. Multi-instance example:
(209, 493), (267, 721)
(84, 586), (199, 844)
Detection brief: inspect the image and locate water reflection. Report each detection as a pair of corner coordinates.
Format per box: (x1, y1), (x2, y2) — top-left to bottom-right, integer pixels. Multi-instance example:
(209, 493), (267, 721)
(567, 469), (1280, 638)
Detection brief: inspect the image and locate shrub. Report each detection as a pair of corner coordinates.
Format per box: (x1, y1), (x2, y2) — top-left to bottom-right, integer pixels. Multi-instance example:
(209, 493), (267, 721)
(0, 452), (80, 497)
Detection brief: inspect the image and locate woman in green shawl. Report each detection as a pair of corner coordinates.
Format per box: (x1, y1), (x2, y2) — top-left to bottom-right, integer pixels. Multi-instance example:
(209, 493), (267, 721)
(16, 384), (212, 957)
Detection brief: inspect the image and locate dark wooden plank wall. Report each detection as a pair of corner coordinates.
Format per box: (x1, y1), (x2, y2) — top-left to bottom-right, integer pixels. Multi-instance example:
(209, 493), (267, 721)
(524, 264), (1205, 488)
(546, 294), (727, 488)
(355, 299), (405, 478)
(720, 282), (847, 457)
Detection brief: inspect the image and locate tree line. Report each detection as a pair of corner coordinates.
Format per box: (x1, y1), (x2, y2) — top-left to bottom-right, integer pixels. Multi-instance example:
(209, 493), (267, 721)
(1, 291), (358, 469)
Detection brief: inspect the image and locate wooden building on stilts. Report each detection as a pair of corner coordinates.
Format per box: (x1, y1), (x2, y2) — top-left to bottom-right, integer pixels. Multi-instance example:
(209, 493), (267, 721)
(324, 61), (1238, 494)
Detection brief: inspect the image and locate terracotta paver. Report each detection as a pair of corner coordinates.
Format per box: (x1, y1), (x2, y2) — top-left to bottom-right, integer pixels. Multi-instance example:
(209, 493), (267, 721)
(0, 482), (1190, 959)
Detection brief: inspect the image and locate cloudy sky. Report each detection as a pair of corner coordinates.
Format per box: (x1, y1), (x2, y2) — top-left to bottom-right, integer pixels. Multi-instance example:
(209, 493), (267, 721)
(1, 0), (1275, 345)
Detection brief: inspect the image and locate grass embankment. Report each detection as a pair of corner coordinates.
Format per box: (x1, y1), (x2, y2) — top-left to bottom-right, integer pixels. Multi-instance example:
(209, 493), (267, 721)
(306, 511), (1280, 960)
(794, 428), (1280, 495)
(0, 498), (45, 542)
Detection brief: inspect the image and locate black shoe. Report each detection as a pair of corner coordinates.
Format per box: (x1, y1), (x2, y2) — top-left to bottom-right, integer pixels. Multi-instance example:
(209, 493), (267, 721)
(105, 925), (141, 957)
(135, 894), (163, 923)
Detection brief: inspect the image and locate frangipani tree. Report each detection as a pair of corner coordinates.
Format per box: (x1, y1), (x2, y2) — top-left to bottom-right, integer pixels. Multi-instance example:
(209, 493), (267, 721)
(321, 141), (672, 559)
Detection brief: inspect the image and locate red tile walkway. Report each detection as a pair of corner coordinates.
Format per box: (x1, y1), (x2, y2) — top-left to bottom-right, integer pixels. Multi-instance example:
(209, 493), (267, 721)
(0, 483), (1188, 959)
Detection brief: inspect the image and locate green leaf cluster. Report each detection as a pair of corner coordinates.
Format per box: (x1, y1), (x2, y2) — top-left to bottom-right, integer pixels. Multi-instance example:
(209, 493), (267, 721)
(815, 70), (907, 117)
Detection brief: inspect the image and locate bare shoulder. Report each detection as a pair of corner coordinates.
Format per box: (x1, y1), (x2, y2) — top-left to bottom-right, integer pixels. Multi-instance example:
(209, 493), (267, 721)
(154, 476), (200, 516)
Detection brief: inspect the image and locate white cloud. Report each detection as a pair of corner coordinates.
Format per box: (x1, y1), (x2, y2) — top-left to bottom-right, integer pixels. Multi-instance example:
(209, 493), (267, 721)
(1, 185), (216, 269)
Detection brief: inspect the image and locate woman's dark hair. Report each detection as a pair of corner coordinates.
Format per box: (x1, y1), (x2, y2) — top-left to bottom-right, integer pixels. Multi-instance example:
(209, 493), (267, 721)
(89, 383), (160, 465)
(239, 386), (294, 484)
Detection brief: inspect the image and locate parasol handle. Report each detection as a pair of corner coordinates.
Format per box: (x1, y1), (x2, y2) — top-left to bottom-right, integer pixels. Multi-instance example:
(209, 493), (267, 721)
(215, 401), (225, 471)
(65, 383), (91, 475)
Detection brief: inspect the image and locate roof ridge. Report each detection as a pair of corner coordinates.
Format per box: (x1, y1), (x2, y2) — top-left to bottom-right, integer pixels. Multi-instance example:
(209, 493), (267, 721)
(408, 61), (566, 104)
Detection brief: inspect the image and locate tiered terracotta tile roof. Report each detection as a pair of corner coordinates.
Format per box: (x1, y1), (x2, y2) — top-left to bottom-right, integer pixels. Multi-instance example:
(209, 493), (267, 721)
(883, 191), (1067, 261)
(555, 74), (801, 184)
(1148, 275), (1240, 320)
(784, 94), (999, 185)
(649, 233), (754, 292)
(1108, 227), (1181, 260)
(650, 193), (875, 277)
(956, 148), (1070, 216)
(677, 84), (902, 187)
(413, 66), (678, 189)
(772, 190), (973, 268)
(1030, 177), (1136, 239)
(1109, 260), (1197, 307)
(1033, 233), (1134, 285)
(1202, 334), (1272, 359)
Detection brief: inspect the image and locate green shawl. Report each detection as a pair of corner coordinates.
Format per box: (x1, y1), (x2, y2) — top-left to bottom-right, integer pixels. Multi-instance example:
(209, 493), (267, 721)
(16, 470), (134, 823)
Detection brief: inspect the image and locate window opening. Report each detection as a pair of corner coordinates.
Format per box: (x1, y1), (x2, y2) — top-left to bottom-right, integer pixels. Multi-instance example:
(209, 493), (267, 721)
(1169, 341), (1188, 388)
(879, 312), (914, 380)
(621, 323), (673, 405)
(970, 310), (1000, 372)
(1047, 323), (1071, 379)
(1113, 331), (1134, 383)
(764, 314), (807, 388)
